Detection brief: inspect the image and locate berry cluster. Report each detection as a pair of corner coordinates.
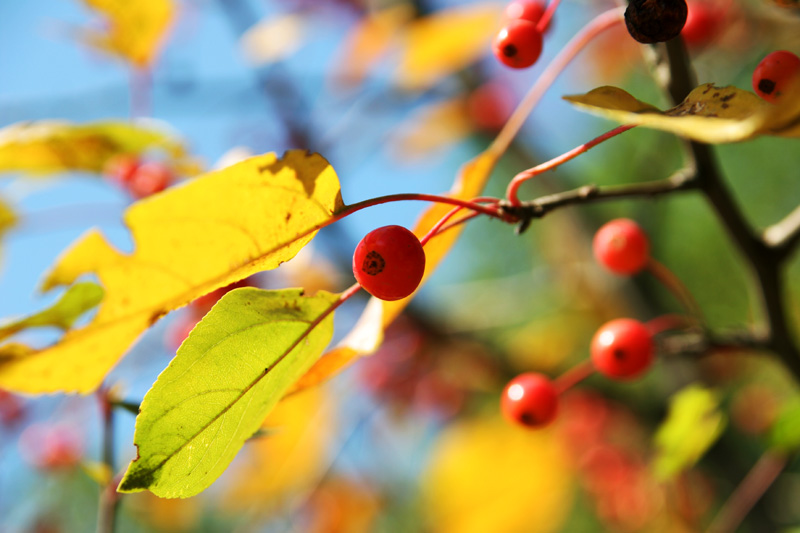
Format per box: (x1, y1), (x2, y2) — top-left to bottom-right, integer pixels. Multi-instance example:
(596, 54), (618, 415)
(492, 0), (551, 69)
(103, 154), (175, 199)
(501, 219), (658, 429)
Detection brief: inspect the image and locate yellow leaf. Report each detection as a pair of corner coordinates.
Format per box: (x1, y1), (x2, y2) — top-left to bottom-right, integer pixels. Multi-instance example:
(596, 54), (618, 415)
(222, 387), (337, 512)
(390, 96), (474, 159)
(395, 4), (502, 90)
(80, 0), (175, 67)
(422, 415), (574, 533)
(563, 82), (800, 143)
(292, 150), (498, 393)
(0, 120), (193, 176)
(0, 150), (344, 394)
(0, 197), (15, 235)
(333, 4), (415, 87)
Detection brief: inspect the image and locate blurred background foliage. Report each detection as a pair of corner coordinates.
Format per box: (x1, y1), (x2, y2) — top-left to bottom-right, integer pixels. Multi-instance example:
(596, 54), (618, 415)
(1, 0), (800, 531)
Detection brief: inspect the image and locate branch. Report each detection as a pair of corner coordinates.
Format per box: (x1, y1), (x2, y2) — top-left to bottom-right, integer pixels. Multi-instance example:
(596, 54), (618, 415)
(499, 166), (696, 232)
(662, 38), (800, 382)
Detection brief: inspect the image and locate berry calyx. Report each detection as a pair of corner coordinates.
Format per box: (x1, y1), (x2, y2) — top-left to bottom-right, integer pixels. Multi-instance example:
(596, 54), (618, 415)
(103, 154), (140, 186)
(501, 372), (559, 428)
(353, 225), (426, 301)
(505, 0), (546, 26)
(493, 19), (543, 69)
(590, 319), (654, 380)
(128, 162), (173, 198)
(752, 50), (800, 104)
(625, 0), (688, 44)
(593, 218), (650, 275)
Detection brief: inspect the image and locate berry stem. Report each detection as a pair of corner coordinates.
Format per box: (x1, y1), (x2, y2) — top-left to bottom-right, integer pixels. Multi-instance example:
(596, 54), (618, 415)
(489, 6), (626, 158)
(645, 313), (695, 335)
(335, 193), (504, 222)
(646, 258), (704, 324)
(537, 0), (561, 33)
(419, 198), (500, 246)
(554, 360), (595, 393)
(707, 451), (788, 533)
(506, 124), (635, 205)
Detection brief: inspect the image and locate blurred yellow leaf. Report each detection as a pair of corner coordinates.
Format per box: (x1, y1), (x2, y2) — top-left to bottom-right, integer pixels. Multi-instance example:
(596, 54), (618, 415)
(241, 14), (307, 66)
(80, 0), (174, 67)
(0, 150), (343, 394)
(395, 4), (502, 90)
(0, 120), (193, 176)
(333, 4), (415, 86)
(653, 384), (727, 480)
(391, 96), (474, 159)
(564, 82), (800, 143)
(291, 150), (499, 393)
(223, 387), (337, 513)
(423, 415), (574, 533)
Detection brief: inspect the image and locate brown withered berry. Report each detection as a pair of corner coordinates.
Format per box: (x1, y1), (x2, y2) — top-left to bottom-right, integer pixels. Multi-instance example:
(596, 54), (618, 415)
(625, 0), (688, 44)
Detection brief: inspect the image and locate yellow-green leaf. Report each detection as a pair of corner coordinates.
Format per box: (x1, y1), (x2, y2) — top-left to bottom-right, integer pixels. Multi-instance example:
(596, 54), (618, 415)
(422, 415), (574, 533)
(292, 149), (498, 393)
(394, 4), (502, 90)
(79, 0), (175, 67)
(0, 282), (103, 342)
(769, 399), (800, 453)
(118, 288), (339, 498)
(0, 150), (343, 394)
(0, 120), (193, 176)
(653, 384), (727, 480)
(564, 83), (800, 143)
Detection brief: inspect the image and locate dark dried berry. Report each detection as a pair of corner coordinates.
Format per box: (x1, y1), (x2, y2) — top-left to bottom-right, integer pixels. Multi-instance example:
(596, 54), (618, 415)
(625, 0), (688, 44)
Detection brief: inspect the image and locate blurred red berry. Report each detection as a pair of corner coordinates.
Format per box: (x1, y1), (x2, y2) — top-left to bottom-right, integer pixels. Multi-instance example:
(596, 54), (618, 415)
(501, 372), (559, 428)
(0, 389), (24, 425)
(466, 81), (515, 132)
(591, 319), (654, 380)
(505, 0), (546, 25)
(493, 20), (543, 69)
(103, 154), (140, 186)
(593, 218), (650, 275)
(752, 50), (800, 103)
(19, 423), (82, 471)
(128, 162), (173, 198)
(681, 1), (722, 47)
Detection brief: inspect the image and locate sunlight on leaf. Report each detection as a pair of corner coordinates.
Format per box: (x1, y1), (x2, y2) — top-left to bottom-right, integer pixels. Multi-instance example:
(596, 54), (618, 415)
(118, 288), (339, 498)
(240, 13), (307, 66)
(0, 120), (193, 176)
(394, 3), (502, 90)
(223, 386), (337, 513)
(564, 82), (800, 143)
(79, 0), (174, 67)
(0, 150), (343, 394)
(423, 415), (574, 533)
(0, 282), (103, 342)
(653, 384), (726, 480)
(292, 150), (499, 393)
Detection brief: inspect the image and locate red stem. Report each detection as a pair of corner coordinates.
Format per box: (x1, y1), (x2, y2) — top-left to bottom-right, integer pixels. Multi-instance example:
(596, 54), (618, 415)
(646, 258), (704, 324)
(554, 360), (595, 394)
(537, 0), (561, 33)
(506, 124), (635, 205)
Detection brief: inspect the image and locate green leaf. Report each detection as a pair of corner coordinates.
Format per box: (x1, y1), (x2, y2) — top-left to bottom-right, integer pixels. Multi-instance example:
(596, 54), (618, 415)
(653, 384), (726, 480)
(118, 287), (339, 498)
(769, 399), (800, 453)
(0, 282), (104, 342)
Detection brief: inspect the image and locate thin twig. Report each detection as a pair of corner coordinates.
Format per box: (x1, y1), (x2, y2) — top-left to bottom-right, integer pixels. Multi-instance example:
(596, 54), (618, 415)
(97, 390), (120, 533)
(706, 451), (788, 533)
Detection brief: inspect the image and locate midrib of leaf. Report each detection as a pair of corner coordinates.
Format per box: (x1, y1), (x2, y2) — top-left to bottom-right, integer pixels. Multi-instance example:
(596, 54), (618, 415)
(124, 297), (341, 486)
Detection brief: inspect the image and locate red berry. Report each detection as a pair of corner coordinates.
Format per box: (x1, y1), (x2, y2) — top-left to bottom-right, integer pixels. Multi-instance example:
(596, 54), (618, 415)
(353, 225), (426, 301)
(128, 162), (173, 198)
(493, 19), (543, 69)
(590, 319), (654, 380)
(681, 1), (722, 47)
(103, 154), (140, 186)
(466, 81), (515, 132)
(505, 0), (546, 25)
(752, 50), (800, 104)
(501, 372), (559, 428)
(593, 218), (650, 275)
(19, 423), (82, 470)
